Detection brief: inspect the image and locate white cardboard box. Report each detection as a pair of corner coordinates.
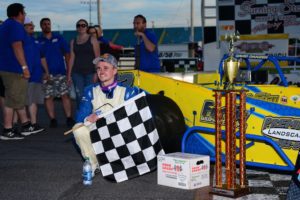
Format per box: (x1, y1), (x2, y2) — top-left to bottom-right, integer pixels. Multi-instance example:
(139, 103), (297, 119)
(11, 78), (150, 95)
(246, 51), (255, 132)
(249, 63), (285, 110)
(157, 152), (210, 190)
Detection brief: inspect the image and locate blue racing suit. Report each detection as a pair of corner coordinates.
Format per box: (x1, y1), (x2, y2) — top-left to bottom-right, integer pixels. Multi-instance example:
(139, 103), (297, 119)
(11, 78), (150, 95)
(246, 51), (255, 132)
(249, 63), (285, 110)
(75, 83), (140, 123)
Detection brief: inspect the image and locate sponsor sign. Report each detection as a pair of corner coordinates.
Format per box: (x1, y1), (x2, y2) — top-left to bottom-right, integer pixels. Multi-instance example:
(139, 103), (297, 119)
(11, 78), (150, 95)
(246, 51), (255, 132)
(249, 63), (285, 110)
(291, 95), (300, 103)
(220, 34), (289, 67)
(247, 92), (280, 103)
(281, 96), (288, 104)
(158, 44), (189, 59)
(200, 100), (250, 126)
(262, 116), (300, 149)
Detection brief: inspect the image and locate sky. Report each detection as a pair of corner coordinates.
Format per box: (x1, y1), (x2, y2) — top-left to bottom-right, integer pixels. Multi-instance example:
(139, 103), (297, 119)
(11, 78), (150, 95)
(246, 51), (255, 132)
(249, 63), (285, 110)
(0, 0), (203, 31)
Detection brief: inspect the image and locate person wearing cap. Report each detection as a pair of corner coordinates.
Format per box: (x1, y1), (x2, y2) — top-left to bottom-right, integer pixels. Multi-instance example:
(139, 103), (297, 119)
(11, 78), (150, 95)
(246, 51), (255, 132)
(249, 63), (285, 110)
(0, 3), (38, 140)
(72, 53), (139, 175)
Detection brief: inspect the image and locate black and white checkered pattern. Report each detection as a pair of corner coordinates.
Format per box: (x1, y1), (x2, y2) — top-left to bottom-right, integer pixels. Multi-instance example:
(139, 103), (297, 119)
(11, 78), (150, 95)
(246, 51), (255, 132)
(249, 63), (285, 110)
(212, 167), (292, 200)
(89, 92), (164, 183)
(174, 59), (197, 69)
(218, 0), (300, 36)
(161, 58), (198, 70)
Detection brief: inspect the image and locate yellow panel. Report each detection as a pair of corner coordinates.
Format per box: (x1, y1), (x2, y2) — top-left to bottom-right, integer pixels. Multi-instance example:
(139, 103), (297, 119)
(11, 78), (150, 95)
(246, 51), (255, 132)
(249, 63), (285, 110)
(119, 70), (300, 168)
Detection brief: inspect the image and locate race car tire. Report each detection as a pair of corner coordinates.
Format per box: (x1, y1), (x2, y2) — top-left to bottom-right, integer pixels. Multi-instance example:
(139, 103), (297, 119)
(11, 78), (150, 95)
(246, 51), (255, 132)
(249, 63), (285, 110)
(146, 94), (186, 153)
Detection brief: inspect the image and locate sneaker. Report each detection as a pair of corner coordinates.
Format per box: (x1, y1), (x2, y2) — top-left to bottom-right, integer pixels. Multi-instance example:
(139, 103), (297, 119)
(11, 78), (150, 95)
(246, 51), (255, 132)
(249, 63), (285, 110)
(0, 129), (24, 140)
(66, 117), (75, 128)
(21, 124), (44, 136)
(49, 119), (58, 128)
(12, 123), (20, 133)
(33, 124), (45, 132)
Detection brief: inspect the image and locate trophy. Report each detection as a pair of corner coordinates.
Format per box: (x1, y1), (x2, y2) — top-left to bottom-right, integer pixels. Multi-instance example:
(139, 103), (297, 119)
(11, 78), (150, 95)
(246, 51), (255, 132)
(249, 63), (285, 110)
(223, 32), (240, 89)
(210, 31), (250, 198)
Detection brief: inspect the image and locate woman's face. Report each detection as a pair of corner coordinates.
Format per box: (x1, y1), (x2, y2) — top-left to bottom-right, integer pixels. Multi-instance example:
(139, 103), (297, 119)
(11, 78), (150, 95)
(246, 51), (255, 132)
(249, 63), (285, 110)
(76, 20), (88, 33)
(88, 27), (97, 37)
(96, 62), (117, 85)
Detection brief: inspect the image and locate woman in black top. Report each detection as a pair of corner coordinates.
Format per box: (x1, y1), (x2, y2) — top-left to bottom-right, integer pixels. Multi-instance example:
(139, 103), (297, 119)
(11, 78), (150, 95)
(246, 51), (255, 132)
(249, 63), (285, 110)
(67, 19), (100, 108)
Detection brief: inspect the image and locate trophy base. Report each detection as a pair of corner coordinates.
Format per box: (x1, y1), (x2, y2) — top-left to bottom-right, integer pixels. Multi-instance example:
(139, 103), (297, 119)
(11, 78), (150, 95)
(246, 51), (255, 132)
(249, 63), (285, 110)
(210, 185), (250, 198)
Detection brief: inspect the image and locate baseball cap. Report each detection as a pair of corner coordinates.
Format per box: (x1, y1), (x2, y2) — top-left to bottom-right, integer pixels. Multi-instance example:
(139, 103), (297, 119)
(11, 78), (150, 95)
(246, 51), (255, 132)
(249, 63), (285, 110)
(24, 16), (32, 25)
(93, 53), (118, 68)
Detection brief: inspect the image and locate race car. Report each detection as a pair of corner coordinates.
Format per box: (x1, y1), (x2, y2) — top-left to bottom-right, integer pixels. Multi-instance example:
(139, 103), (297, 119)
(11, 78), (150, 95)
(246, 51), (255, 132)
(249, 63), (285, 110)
(118, 62), (300, 171)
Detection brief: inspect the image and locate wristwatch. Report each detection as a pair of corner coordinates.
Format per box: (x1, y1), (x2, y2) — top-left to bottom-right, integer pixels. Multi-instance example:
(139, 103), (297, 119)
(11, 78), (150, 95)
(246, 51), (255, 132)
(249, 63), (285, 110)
(22, 66), (28, 70)
(95, 110), (102, 117)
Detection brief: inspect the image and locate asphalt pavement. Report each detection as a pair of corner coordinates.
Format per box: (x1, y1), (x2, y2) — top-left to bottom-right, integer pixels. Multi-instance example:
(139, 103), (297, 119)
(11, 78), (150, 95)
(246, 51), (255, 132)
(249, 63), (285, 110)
(0, 100), (292, 200)
(0, 101), (198, 200)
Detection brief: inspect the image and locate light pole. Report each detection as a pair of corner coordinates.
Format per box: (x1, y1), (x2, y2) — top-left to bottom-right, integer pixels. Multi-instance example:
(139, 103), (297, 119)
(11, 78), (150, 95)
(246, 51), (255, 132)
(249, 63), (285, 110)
(80, 0), (97, 26)
(190, 0), (194, 42)
(97, 0), (101, 26)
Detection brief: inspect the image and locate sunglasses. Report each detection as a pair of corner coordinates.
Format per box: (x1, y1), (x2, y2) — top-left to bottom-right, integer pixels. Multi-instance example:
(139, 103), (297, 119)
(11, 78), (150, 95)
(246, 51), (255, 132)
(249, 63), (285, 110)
(76, 24), (87, 28)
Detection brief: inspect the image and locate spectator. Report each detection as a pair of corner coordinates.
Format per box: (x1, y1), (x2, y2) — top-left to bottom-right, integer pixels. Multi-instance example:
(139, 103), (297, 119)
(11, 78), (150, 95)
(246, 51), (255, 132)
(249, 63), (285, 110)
(21, 17), (49, 133)
(0, 3), (37, 140)
(133, 14), (160, 72)
(67, 19), (100, 108)
(94, 25), (124, 51)
(88, 25), (124, 60)
(38, 17), (75, 128)
(0, 17), (4, 111)
(72, 54), (139, 175)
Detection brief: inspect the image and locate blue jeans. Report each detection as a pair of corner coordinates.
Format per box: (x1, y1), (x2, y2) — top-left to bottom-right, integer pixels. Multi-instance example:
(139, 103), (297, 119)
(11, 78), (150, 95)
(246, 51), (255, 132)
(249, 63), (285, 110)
(72, 73), (94, 108)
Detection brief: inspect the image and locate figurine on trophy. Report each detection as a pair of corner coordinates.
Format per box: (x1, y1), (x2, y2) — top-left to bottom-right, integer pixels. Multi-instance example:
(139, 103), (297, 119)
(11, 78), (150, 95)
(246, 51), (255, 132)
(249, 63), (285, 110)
(223, 31), (240, 90)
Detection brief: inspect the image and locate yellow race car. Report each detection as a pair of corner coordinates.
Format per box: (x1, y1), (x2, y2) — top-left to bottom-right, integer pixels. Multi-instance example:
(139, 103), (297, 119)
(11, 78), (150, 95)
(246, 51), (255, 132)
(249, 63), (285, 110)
(118, 66), (300, 171)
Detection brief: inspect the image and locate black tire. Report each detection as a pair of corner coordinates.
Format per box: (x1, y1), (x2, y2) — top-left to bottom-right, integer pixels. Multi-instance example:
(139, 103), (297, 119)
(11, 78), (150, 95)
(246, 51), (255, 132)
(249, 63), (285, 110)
(146, 94), (186, 153)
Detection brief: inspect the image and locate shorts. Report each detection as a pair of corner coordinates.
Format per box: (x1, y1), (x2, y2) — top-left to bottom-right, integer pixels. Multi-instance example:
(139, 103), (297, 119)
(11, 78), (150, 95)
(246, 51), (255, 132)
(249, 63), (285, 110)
(43, 74), (70, 98)
(0, 71), (28, 109)
(26, 82), (44, 105)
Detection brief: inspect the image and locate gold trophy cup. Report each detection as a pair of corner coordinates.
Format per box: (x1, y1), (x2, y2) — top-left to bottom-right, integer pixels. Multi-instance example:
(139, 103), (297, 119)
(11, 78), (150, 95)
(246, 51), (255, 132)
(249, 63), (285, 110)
(223, 32), (240, 89)
(224, 57), (240, 89)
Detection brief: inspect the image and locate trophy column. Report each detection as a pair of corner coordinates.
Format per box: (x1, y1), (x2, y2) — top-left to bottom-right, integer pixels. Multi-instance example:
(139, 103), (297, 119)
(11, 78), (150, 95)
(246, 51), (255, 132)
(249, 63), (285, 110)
(214, 91), (222, 188)
(239, 90), (247, 188)
(211, 89), (250, 198)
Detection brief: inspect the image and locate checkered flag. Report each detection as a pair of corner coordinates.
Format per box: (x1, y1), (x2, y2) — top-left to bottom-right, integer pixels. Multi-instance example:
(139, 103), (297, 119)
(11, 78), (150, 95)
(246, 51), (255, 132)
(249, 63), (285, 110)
(89, 92), (164, 182)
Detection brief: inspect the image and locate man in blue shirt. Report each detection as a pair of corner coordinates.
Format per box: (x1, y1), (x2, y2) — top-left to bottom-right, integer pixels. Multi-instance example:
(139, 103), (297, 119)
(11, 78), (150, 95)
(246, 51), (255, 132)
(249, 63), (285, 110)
(0, 3), (38, 140)
(22, 17), (50, 133)
(38, 18), (75, 128)
(133, 14), (160, 72)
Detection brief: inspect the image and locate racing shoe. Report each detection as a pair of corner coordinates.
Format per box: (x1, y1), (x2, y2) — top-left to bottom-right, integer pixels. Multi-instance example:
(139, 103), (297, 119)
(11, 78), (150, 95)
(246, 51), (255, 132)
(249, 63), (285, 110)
(0, 128), (24, 140)
(21, 123), (44, 136)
